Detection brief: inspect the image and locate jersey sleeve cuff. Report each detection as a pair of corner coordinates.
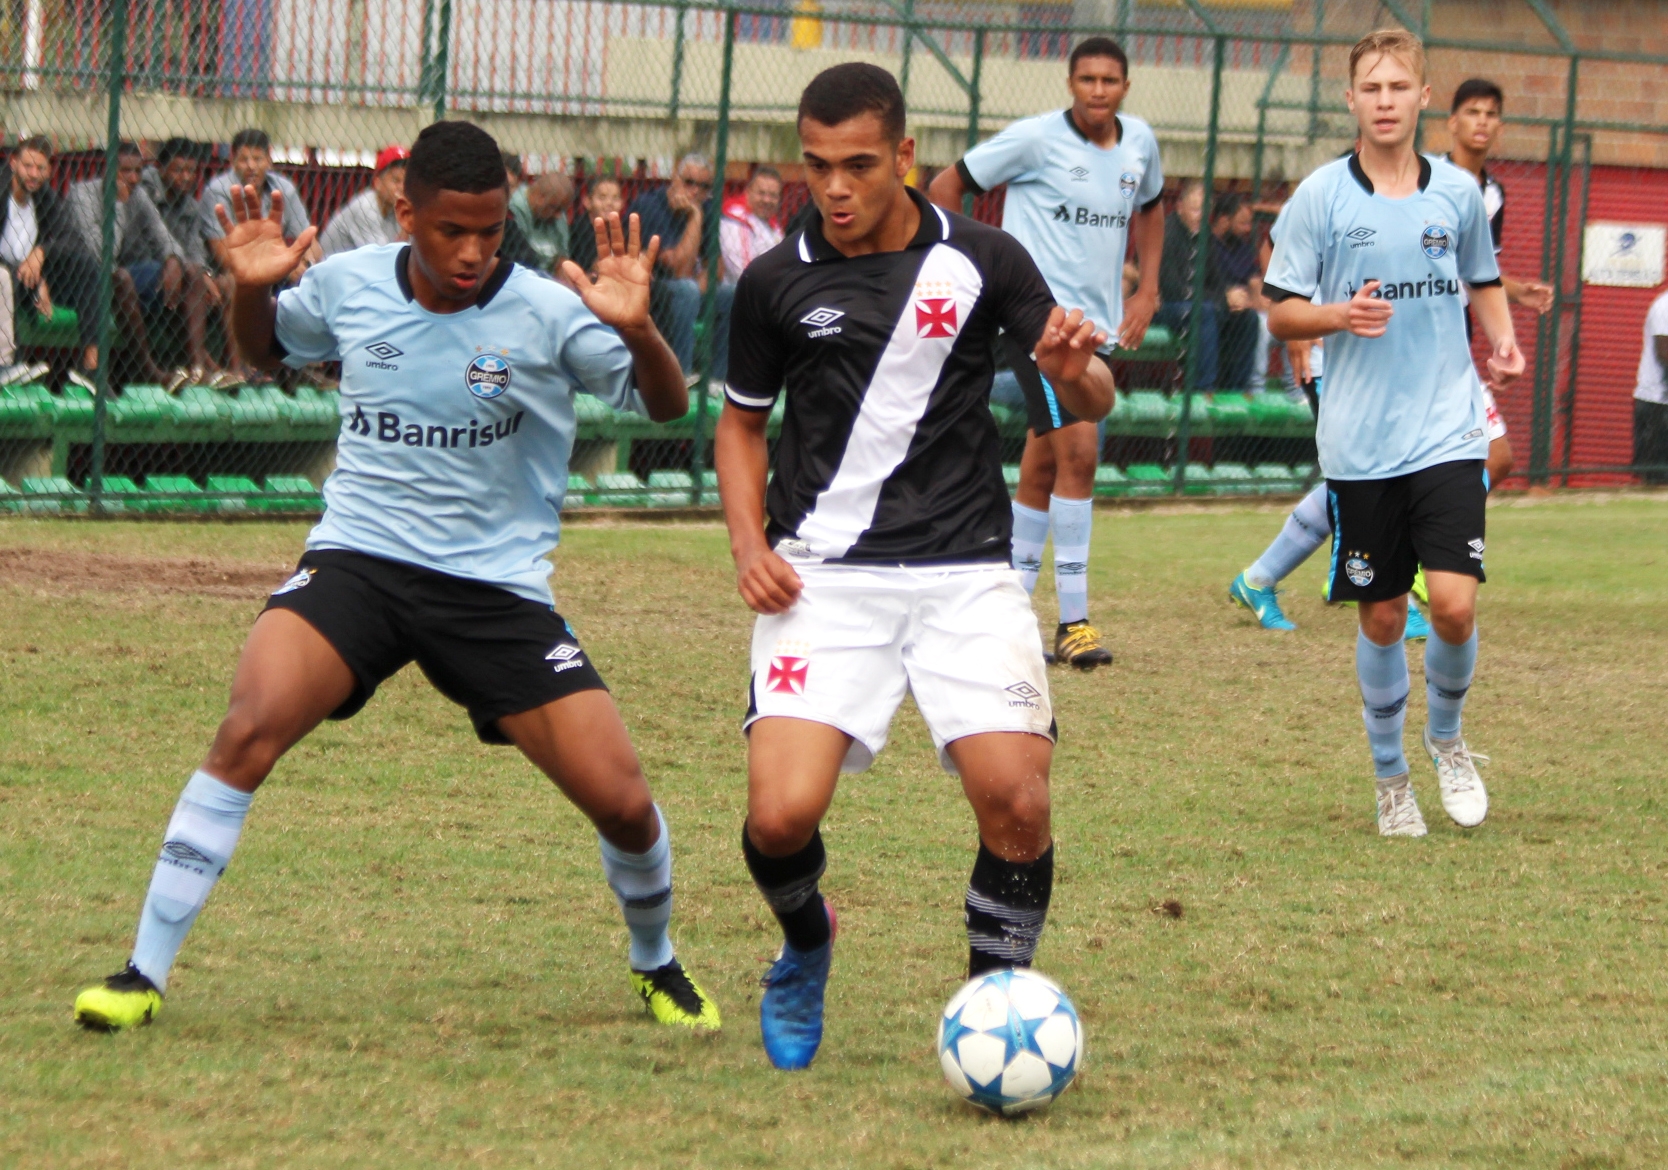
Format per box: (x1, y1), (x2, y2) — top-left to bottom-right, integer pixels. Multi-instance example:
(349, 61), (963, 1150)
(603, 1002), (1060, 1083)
(954, 159), (987, 196)
(1141, 194), (1163, 212)
(1262, 283), (1309, 303)
(1467, 277), (1503, 289)
(724, 383), (779, 411)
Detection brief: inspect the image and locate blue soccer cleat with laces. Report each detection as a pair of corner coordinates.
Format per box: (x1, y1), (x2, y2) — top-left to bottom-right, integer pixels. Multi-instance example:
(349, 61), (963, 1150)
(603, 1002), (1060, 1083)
(759, 902), (836, 1070)
(1229, 571), (1297, 631)
(1403, 600), (1432, 642)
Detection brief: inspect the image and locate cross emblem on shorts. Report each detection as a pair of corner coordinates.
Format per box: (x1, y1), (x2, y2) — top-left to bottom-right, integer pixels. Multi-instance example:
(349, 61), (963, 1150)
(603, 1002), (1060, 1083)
(915, 297), (958, 339)
(766, 655), (808, 695)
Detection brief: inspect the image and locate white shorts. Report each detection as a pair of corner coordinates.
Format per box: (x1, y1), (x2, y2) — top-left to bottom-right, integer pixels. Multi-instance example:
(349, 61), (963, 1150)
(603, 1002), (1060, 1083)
(1483, 386), (1507, 442)
(746, 562), (1054, 774)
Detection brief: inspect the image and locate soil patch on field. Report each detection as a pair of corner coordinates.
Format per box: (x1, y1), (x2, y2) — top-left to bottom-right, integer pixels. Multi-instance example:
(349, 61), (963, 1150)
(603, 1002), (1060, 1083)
(0, 546), (290, 597)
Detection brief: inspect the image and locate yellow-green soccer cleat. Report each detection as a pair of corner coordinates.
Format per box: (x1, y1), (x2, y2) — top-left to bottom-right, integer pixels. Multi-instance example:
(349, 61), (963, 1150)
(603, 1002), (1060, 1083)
(74, 963), (162, 1031)
(1411, 567), (1430, 606)
(630, 959), (721, 1031)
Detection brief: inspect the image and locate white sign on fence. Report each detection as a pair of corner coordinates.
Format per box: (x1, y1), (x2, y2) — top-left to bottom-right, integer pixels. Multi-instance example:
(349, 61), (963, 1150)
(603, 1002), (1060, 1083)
(1582, 222), (1667, 288)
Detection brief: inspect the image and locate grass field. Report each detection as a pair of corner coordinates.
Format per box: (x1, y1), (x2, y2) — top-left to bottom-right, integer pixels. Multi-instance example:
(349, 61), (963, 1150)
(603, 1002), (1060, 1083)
(2, 495), (1666, 1169)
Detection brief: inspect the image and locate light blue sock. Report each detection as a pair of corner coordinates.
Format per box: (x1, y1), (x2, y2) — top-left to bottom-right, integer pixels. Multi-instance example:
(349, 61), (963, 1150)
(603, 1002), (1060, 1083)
(599, 805), (675, 971)
(1356, 632), (1410, 779)
(1050, 494), (1093, 625)
(1010, 500), (1049, 595)
(130, 771), (253, 992)
(1246, 484), (1331, 588)
(1424, 628), (1478, 741)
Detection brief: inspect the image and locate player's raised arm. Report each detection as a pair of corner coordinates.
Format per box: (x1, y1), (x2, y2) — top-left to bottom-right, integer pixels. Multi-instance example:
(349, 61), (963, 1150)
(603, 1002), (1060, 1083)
(559, 212), (686, 422)
(216, 185), (319, 370)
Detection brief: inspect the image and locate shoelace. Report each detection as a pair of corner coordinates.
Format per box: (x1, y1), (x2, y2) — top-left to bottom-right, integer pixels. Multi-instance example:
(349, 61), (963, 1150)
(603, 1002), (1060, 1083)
(1060, 624), (1103, 652)
(1433, 743), (1489, 793)
(105, 962), (157, 993)
(1378, 785), (1420, 830)
(645, 962), (706, 1015)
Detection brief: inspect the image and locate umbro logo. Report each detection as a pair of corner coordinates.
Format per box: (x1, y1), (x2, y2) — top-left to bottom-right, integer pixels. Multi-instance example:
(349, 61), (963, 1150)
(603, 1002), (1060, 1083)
(545, 643), (581, 661)
(161, 840), (215, 866)
(1068, 166), (1089, 182)
(1346, 227), (1377, 248)
(801, 306), (844, 338)
(1005, 680), (1042, 709)
(366, 341), (404, 360)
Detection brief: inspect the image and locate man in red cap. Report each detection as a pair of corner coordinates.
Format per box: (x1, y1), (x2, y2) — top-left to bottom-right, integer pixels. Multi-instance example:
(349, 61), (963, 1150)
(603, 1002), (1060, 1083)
(319, 145), (409, 258)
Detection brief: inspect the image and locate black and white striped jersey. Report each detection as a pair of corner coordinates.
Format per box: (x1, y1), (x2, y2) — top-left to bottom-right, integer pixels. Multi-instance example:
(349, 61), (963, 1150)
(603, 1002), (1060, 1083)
(724, 188), (1057, 565)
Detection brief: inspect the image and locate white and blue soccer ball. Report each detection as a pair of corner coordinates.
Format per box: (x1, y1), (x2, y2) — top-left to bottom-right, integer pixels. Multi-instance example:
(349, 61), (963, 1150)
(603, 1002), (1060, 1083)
(937, 968), (1083, 1116)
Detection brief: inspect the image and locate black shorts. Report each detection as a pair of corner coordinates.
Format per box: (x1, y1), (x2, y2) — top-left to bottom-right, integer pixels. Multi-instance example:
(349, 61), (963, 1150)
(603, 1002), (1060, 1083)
(262, 549), (606, 744)
(1002, 333), (1111, 436)
(1325, 460), (1487, 602)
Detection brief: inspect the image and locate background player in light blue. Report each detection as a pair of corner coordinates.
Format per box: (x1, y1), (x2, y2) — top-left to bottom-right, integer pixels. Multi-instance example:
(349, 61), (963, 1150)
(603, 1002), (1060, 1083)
(1265, 29), (1523, 839)
(73, 121), (722, 1034)
(929, 36), (1164, 669)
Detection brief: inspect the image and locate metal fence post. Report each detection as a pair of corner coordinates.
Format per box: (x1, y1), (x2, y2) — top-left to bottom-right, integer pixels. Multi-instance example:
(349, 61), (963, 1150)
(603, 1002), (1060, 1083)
(88, 0), (129, 515)
(690, 7), (736, 506)
(1558, 132), (1592, 482)
(898, 0), (914, 101)
(1174, 34), (1223, 496)
(430, 0), (452, 121)
(669, 3), (686, 121)
(962, 28), (983, 217)
(1531, 53), (1579, 485)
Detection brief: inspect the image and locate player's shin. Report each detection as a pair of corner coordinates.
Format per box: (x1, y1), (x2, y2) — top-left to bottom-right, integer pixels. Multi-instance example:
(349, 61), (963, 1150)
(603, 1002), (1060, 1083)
(1049, 495), (1092, 624)
(742, 824), (831, 953)
(1010, 501), (1049, 595)
(1247, 484), (1331, 588)
(599, 804), (675, 971)
(1356, 631), (1411, 779)
(130, 770), (253, 992)
(1424, 628), (1478, 742)
(965, 842), (1054, 978)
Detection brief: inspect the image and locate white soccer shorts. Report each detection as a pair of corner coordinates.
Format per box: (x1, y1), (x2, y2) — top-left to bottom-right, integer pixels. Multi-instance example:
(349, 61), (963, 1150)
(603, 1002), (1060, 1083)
(745, 562), (1054, 774)
(1482, 386), (1507, 442)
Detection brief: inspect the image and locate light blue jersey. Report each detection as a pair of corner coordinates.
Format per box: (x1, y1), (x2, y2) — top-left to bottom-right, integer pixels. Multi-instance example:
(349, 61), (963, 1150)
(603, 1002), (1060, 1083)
(961, 110), (1163, 343)
(274, 243), (645, 603)
(1265, 154), (1499, 480)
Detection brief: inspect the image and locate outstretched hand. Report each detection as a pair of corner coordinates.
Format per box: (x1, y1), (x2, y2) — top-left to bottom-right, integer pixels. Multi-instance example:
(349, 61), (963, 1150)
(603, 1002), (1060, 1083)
(213, 185), (317, 288)
(559, 213), (659, 332)
(1033, 306), (1108, 387)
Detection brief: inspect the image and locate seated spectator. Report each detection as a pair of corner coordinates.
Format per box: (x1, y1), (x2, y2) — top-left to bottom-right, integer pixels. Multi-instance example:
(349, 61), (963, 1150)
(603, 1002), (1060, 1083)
(719, 166), (783, 283)
(198, 128), (320, 385)
(1156, 178), (1225, 389)
(140, 137), (226, 384)
(1211, 192), (1261, 390)
(67, 141), (191, 385)
(628, 153), (732, 378)
(319, 145), (408, 258)
(1, 136), (103, 391)
(509, 171), (574, 273)
(566, 176), (624, 277)
(503, 151), (524, 194)
(1636, 284), (1668, 485)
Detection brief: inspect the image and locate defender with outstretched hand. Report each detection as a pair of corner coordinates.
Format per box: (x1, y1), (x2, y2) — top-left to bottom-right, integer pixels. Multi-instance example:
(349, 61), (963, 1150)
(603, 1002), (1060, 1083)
(73, 121), (720, 1034)
(716, 64), (1113, 1071)
(1265, 30), (1523, 838)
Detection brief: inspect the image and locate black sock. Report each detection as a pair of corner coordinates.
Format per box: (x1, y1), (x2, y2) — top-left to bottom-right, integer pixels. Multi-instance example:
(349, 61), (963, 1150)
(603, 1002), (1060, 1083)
(742, 823), (831, 953)
(965, 841), (1054, 978)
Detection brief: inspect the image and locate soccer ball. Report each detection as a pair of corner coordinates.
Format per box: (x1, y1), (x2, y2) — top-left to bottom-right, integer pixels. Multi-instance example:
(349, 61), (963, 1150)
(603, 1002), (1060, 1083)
(936, 968), (1083, 1116)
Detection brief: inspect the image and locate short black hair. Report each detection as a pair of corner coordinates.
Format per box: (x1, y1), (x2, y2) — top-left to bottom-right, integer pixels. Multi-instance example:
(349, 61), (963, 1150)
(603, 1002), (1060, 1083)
(406, 121), (508, 207)
(116, 140), (143, 161)
(230, 128), (270, 154)
(1451, 78), (1504, 114)
(16, 135), (52, 159)
(1212, 191), (1247, 221)
(158, 136), (201, 165)
(502, 150), (524, 180)
(1069, 35), (1128, 79)
(798, 63), (906, 143)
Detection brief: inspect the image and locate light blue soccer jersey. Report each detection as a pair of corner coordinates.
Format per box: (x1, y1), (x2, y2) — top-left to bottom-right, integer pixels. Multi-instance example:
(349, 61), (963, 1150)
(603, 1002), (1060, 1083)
(961, 111), (1163, 343)
(1265, 154), (1499, 479)
(274, 243), (645, 603)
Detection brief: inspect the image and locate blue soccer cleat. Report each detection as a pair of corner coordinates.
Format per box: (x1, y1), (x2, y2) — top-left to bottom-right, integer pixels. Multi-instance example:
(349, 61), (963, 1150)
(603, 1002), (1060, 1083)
(759, 903), (835, 1071)
(1229, 572), (1297, 631)
(1403, 601), (1432, 642)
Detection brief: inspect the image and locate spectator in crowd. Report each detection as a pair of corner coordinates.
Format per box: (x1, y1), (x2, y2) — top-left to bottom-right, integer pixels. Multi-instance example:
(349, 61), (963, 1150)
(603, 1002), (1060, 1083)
(509, 170), (574, 273)
(719, 166), (783, 283)
(67, 142), (189, 386)
(503, 151), (524, 193)
(1156, 178), (1225, 389)
(1210, 192), (1261, 390)
(198, 128), (318, 385)
(566, 176), (624, 277)
(140, 136), (225, 384)
(628, 152), (731, 376)
(319, 145), (409, 258)
(1635, 284), (1668, 484)
(0, 136), (103, 390)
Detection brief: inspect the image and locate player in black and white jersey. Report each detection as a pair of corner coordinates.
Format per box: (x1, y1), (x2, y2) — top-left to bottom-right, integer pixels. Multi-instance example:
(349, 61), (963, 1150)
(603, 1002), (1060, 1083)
(715, 63), (1114, 1071)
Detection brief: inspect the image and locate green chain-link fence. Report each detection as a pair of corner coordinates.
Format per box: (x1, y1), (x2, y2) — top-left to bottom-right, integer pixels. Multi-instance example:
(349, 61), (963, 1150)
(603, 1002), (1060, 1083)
(0, 0), (1663, 516)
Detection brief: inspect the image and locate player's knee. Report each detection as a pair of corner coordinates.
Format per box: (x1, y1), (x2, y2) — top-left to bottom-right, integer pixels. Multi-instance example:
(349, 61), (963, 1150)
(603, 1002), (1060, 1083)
(591, 787), (656, 845)
(1427, 598), (1476, 644)
(976, 783), (1051, 840)
(1360, 609), (1405, 647)
(204, 706), (285, 787)
(745, 806), (819, 857)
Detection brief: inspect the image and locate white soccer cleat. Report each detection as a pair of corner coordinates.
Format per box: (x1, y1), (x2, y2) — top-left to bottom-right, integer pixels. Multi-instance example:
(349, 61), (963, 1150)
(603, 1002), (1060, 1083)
(1375, 774), (1428, 837)
(1423, 727), (1489, 828)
